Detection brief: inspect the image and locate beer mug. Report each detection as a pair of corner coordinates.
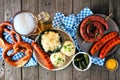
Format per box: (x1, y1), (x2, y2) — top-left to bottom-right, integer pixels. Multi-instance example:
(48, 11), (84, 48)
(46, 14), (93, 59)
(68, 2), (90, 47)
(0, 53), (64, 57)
(12, 11), (51, 36)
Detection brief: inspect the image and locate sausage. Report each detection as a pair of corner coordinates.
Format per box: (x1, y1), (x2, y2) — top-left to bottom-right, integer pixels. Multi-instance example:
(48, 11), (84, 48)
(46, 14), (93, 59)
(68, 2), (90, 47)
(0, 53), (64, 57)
(31, 42), (54, 70)
(83, 15), (109, 30)
(99, 36), (120, 59)
(86, 21), (104, 37)
(90, 32), (119, 55)
(80, 15), (108, 42)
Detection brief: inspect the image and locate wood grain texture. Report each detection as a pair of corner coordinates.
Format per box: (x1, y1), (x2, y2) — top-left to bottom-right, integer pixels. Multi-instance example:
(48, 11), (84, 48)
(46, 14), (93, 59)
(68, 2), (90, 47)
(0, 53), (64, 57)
(39, 66), (56, 80)
(0, 60), (5, 80)
(56, 64), (73, 80)
(21, 0), (39, 80)
(109, 0), (120, 30)
(38, 0), (56, 80)
(55, 0), (72, 15)
(22, 66), (39, 80)
(73, 0), (90, 14)
(55, 1), (73, 80)
(90, 65), (109, 80)
(39, 0), (56, 18)
(73, 67), (90, 80)
(22, 0), (39, 14)
(4, 0), (21, 80)
(90, 0), (109, 15)
(0, 0), (5, 80)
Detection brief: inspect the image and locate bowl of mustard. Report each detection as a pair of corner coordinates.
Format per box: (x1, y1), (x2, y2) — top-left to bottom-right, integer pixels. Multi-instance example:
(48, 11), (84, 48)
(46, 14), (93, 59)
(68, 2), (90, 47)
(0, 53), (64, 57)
(105, 58), (118, 71)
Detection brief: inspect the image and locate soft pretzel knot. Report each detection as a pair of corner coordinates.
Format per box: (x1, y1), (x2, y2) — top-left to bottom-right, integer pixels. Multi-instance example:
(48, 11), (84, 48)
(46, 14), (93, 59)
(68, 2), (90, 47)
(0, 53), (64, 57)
(0, 21), (33, 67)
(2, 42), (32, 67)
(0, 21), (21, 48)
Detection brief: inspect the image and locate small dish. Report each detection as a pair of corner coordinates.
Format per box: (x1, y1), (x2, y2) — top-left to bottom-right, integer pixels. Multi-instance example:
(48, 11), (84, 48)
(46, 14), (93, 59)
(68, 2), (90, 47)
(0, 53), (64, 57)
(72, 52), (92, 71)
(105, 58), (118, 71)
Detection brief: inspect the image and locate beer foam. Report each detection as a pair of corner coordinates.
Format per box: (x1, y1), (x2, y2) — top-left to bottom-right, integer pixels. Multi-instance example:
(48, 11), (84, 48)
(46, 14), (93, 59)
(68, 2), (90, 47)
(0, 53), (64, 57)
(13, 12), (37, 35)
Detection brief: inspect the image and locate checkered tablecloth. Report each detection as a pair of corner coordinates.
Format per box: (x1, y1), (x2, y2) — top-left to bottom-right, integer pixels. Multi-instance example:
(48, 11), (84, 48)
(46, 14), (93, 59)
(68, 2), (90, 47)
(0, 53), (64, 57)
(0, 26), (37, 67)
(52, 7), (105, 66)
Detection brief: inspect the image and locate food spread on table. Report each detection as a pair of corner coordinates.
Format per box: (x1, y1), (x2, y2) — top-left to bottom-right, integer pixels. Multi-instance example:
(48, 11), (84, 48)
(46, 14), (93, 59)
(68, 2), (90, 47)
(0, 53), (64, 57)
(0, 8), (120, 71)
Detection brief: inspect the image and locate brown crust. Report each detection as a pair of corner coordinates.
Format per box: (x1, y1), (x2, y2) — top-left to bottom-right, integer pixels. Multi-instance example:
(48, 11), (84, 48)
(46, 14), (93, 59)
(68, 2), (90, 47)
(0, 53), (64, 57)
(2, 42), (32, 67)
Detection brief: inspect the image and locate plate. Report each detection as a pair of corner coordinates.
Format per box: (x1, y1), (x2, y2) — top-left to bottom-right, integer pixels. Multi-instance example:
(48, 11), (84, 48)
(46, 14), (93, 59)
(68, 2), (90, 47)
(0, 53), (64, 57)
(34, 28), (75, 71)
(76, 14), (119, 57)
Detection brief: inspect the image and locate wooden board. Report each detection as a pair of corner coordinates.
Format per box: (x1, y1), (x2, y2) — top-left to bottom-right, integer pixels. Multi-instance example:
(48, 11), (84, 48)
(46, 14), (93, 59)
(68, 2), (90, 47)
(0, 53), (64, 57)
(4, 0), (22, 80)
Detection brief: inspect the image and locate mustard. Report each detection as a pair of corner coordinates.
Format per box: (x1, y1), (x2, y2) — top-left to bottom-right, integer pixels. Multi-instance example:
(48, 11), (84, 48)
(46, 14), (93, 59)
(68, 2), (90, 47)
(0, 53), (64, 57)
(105, 58), (118, 71)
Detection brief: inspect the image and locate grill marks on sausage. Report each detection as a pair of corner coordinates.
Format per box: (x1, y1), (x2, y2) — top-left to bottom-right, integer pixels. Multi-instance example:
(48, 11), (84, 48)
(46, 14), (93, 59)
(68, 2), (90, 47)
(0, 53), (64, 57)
(99, 37), (120, 58)
(80, 15), (108, 42)
(90, 32), (119, 55)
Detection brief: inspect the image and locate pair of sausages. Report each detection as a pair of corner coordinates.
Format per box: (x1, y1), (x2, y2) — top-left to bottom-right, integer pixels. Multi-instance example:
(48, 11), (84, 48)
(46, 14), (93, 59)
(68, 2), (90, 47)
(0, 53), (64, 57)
(80, 15), (108, 42)
(90, 31), (120, 59)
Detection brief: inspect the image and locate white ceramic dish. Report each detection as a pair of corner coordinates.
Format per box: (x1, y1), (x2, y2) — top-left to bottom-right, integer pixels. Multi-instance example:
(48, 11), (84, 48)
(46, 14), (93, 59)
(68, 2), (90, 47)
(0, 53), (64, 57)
(34, 28), (75, 71)
(72, 52), (92, 71)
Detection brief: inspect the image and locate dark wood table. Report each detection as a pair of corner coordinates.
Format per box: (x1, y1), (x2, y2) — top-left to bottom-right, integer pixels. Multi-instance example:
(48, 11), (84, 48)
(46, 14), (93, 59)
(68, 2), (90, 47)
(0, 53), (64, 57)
(0, 0), (120, 80)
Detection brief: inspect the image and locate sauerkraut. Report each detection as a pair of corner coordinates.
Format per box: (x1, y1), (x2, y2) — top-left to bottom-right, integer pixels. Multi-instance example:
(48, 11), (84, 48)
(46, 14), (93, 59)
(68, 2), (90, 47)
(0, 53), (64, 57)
(41, 31), (61, 52)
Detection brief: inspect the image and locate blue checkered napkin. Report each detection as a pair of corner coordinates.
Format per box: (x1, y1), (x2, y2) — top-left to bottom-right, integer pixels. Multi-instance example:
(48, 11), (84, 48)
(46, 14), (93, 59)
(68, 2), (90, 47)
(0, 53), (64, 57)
(52, 7), (105, 66)
(0, 26), (37, 67)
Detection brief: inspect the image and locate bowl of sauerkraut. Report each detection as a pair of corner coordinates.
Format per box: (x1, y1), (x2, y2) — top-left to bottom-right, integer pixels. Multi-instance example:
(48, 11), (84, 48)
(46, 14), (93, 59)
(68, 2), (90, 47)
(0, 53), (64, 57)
(35, 28), (76, 71)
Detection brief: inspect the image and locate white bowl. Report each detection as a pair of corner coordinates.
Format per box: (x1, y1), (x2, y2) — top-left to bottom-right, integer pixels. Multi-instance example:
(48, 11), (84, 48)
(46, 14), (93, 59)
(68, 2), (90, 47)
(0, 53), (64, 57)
(72, 52), (92, 71)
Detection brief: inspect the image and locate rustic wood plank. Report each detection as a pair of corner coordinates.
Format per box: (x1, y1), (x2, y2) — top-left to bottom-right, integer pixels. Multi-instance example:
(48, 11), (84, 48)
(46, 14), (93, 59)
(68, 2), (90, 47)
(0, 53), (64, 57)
(22, 0), (39, 14)
(0, 60), (5, 80)
(39, 0), (56, 18)
(22, 66), (39, 80)
(90, 65), (109, 80)
(39, 66), (56, 80)
(56, 64), (72, 80)
(0, 0), (5, 80)
(112, 46), (120, 80)
(73, 67), (90, 80)
(109, 1), (120, 79)
(5, 63), (21, 80)
(55, 0), (73, 15)
(4, 0), (22, 80)
(73, 0), (90, 14)
(55, 0), (73, 80)
(72, 0), (91, 80)
(90, 0), (109, 15)
(109, 0), (120, 29)
(55, 0), (64, 13)
(38, 0), (56, 80)
(21, 0), (39, 80)
(63, 0), (72, 15)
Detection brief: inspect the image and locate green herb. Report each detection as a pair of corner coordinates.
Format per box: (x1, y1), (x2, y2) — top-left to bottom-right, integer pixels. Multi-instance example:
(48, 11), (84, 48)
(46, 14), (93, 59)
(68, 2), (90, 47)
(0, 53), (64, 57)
(68, 48), (71, 52)
(63, 45), (67, 49)
(67, 44), (71, 46)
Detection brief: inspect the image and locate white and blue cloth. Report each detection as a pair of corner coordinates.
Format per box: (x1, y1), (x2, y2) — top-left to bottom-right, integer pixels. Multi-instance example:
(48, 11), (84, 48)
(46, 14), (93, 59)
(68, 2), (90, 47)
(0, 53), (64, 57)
(52, 7), (105, 66)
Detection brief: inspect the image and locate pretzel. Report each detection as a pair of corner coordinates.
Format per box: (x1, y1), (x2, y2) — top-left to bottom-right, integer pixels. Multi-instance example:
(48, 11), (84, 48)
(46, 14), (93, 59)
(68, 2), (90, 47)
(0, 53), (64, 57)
(2, 42), (32, 67)
(0, 21), (21, 48)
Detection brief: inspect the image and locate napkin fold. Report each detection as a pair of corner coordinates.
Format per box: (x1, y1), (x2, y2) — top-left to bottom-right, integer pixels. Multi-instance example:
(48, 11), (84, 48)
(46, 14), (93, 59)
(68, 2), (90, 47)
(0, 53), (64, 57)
(52, 7), (105, 66)
(0, 26), (37, 67)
